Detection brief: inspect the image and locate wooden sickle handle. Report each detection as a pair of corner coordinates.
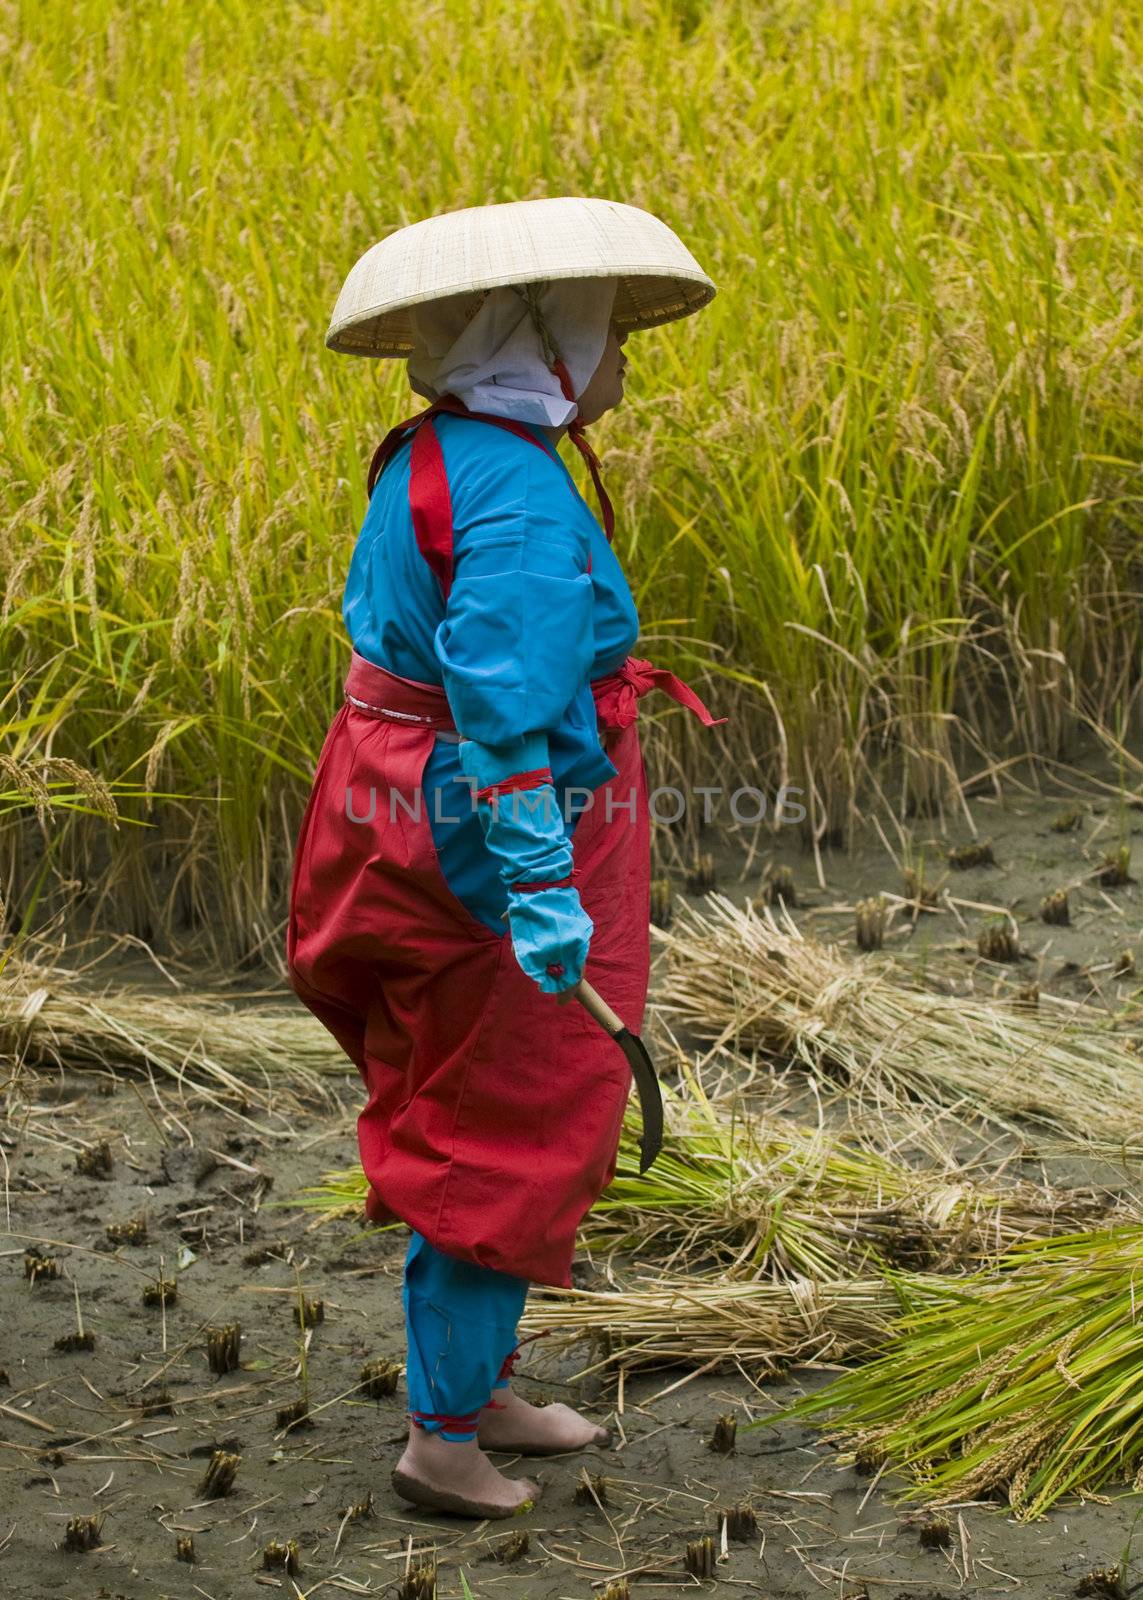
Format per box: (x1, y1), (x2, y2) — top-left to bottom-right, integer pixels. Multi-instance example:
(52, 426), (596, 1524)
(568, 977), (626, 1037)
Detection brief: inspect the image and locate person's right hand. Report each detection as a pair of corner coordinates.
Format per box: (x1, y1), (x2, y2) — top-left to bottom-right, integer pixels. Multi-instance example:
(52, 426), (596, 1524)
(505, 883), (593, 994)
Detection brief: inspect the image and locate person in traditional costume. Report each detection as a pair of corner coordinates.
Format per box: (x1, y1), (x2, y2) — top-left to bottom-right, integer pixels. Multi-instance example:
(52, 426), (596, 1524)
(287, 197), (721, 1517)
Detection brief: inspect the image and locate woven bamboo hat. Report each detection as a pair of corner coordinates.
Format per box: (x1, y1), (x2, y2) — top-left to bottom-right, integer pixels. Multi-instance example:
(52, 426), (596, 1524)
(327, 196), (715, 358)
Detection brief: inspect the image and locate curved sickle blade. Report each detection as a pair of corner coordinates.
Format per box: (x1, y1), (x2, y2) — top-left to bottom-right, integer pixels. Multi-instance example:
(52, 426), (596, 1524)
(568, 978), (663, 1174)
(610, 1026), (664, 1174)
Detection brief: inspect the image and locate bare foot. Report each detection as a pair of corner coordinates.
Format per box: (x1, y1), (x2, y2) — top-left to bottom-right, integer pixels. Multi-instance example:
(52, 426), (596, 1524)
(391, 1427), (540, 1519)
(478, 1387), (611, 1456)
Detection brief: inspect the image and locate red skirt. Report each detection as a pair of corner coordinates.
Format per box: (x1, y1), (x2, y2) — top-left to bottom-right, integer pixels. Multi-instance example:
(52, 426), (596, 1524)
(286, 655), (650, 1287)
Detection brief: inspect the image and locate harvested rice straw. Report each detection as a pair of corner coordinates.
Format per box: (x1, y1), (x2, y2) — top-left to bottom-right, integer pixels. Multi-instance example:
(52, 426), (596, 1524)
(781, 1225), (1143, 1520)
(520, 1273), (901, 1374)
(1, 959), (343, 1112)
(592, 1064), (1113, 1277)
(655, 894), (1143, 1148)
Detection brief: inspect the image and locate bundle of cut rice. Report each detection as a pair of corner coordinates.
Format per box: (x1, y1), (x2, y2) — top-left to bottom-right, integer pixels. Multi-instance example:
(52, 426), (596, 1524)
(521, 1272), (900, 1375)
(1, 959), (343, 1111)
(780, 1225), (1143, 1519)
(655, 894), (1143, 1148)
(594, 1066), (1113, 1278)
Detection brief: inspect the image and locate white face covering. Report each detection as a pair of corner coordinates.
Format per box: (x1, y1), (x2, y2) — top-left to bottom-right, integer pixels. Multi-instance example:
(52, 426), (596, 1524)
(406, 278), (618, 428)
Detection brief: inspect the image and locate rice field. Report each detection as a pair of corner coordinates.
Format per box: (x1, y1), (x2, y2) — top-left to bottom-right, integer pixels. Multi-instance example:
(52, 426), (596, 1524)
(5, 1), (1143, 1593)
(3, 0), (1141, 963)
(5, 815), (1143, 1592)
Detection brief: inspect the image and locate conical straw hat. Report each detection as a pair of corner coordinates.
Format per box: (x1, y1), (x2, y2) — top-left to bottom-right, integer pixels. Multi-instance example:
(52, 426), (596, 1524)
(327, 196), (716, 358)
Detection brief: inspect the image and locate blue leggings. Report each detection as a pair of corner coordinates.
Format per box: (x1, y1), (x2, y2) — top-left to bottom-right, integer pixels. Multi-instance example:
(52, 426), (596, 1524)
(403, 1231), (529, 1442)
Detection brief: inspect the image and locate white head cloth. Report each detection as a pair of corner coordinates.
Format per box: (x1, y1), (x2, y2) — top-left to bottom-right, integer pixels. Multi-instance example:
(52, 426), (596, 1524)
(406, 277), (618, 428)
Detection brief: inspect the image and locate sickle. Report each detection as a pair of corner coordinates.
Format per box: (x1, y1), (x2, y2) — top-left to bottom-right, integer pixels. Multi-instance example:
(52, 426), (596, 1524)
(500, 909), (664, 1172)
(567, 977), (664, 1174)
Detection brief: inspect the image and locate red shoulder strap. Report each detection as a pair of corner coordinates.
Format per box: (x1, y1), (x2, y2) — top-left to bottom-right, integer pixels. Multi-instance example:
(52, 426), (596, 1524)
(551, 360), (615, 543)
(408, 418), (455, 600)
(366, 402), (436, 498)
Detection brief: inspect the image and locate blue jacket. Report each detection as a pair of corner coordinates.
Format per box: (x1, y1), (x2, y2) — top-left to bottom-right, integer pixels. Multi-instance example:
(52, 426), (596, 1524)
(343, 412), (640, 930)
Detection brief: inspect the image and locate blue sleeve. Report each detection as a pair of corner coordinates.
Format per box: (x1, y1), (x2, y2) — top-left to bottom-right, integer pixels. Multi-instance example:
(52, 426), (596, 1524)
(433, 455), (595, 743)
(458, 732), (572, 889)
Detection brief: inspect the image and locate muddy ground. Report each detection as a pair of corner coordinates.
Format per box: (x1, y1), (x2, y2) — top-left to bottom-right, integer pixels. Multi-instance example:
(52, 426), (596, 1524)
(4, 740), (1143, 1600)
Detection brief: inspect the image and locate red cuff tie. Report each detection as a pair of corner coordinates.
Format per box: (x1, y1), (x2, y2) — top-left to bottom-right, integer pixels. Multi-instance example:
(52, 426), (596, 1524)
(473, 767), (554, 807)
(409, 1409), (483, 1433)
(510, 865), (580, 893)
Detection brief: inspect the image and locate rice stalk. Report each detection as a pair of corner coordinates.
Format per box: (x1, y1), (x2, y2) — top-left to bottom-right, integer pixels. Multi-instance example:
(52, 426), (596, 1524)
(779, 1225), (1143, 1520)
(294, 1167), (371, 1221)
(0, 754), (121, 826)
(655, 895), (1143, 1149)
(0, 958), (344, 1111)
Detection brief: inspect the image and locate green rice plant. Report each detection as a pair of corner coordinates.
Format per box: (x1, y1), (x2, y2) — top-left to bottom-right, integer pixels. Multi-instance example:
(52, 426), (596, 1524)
(294, 1167), (371, 1220)
(777, 1226), (1143, 1520)
(656, 894), (1143, 1150)
(0, 671), (164, 976)
(2, 0), (1141, 960)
